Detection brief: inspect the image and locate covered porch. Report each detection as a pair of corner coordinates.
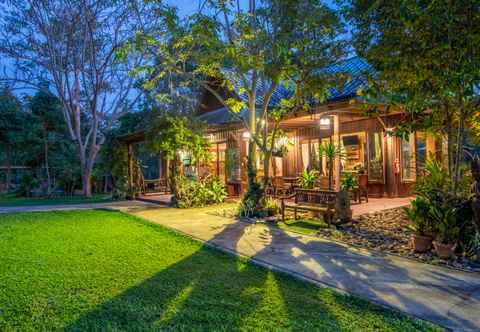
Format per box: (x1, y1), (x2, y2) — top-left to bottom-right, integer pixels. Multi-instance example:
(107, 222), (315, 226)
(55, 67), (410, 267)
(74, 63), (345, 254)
(204, 107), (437, 199)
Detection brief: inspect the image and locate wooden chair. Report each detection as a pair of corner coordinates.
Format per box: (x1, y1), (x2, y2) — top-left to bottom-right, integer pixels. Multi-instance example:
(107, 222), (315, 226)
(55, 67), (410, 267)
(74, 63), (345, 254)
(354, 174), (368, 203)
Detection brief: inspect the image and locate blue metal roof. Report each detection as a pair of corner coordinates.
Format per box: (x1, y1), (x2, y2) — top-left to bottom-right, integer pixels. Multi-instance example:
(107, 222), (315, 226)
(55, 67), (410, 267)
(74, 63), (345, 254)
(198, 57), (373, 126)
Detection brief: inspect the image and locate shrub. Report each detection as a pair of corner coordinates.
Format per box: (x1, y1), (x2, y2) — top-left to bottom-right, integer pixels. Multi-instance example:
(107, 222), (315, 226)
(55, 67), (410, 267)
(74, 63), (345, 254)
(174, 175), (227, 208)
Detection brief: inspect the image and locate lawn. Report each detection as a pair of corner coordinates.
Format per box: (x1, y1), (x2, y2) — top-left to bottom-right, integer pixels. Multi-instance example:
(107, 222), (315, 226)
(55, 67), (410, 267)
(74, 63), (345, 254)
(0, 193), (112, 207)
(276, 217), (329, 236)
(0, 210), (440, 331)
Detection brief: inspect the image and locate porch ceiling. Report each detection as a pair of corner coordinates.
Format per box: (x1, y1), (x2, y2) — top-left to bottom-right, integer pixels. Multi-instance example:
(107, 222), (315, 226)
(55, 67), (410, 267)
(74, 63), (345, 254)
(279, 111), (367, 129)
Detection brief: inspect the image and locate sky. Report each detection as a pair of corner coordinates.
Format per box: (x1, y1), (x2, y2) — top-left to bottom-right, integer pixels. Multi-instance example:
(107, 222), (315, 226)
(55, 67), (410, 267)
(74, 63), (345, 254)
(165, 0), (204, 16)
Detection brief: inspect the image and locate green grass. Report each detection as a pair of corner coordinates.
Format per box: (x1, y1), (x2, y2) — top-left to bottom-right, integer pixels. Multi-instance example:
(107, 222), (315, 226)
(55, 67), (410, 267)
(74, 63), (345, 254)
(0, 193), (112, 207)
(0, 210), (440, 331)
(277, 218), (329, 236)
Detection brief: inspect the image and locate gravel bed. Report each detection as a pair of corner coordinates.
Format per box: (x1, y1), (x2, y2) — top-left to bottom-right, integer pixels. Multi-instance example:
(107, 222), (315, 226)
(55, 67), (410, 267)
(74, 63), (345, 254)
(316, 208), (480, 272)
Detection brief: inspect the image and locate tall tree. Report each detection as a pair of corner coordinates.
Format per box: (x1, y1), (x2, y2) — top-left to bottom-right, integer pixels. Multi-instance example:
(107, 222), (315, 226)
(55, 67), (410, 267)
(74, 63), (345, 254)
(0, 89), (25, 191)
(28, 88), (64, 194)
(0, 0), (155, 196)
(345, 0), (480, 190)
(127, 0), (346, 212)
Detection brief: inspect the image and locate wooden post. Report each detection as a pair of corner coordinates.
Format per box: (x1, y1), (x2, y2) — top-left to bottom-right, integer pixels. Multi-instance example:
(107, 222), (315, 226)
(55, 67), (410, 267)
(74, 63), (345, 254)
(127, 143), (133, 199)
(426, 133), (437, 160)
(384, 133), (398, 197)
(333, 114), (341, 191)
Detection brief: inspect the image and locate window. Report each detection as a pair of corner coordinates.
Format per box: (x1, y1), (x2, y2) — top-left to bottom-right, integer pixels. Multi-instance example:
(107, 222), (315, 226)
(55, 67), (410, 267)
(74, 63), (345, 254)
(300, 139), (320, 171)
(401, 133), (416, 181)
(206, 142), (227, 183)
(340, 132), (366, 172)
(368, 132), (384, 182)
(272, 157), (283, 177)
(415, 132), (426, 176)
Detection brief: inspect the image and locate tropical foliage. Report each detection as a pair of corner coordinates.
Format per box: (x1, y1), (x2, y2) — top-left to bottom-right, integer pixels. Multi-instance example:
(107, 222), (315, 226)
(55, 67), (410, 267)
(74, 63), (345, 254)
(345, 0), (480, 191)
(124, 0), (347, 214)
(298, 169), (318, 189)
(341, 173), (358, 191)
(174, 175), (227, 208)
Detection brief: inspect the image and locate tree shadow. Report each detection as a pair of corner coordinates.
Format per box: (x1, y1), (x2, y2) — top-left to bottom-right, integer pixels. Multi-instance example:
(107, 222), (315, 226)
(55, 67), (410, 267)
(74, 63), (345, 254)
(252, 221), (480, 330)
(64, 220), (344, 331)
(64, 214), (455, 331)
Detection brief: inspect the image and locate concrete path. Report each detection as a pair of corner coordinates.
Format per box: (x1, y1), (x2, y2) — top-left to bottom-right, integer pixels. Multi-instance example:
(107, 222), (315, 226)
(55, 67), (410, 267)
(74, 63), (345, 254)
(0, 200), (159, 214)
(134, 206), (480, 331)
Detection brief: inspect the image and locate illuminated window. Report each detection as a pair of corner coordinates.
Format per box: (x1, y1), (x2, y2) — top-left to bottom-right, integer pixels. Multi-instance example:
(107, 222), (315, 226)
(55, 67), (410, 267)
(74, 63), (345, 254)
(415, 132), (426, 176)
(368, 132), (384, 182)
(402, 133), (416, 181)
(300, 139), (321, 171)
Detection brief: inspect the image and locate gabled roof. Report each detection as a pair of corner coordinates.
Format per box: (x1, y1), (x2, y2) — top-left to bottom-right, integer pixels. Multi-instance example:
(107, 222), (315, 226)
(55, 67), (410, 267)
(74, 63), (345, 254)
(198, 57), (373, 126)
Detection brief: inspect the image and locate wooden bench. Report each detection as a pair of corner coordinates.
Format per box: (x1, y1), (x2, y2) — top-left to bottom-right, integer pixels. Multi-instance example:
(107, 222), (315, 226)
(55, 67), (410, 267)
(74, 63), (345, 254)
(280, 189), (351, 225)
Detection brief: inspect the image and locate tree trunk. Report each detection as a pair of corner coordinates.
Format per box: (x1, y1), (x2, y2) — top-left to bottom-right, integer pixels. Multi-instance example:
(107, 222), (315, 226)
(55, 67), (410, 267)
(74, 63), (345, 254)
(44, 137), (51, 195)
(263, 151), (271, 188)
(169, 156), (178, 205)
(453, 108), (465, 193)
(445, 106), (455, 177)
(5, 145), (12, 192)
(328, 157), (334, 191)
(82, 167), (92, 197)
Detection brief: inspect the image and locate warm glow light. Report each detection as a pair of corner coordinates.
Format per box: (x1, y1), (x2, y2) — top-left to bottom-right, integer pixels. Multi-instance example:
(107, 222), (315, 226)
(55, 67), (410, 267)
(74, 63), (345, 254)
(319, 117), (331, 126)
(242, 131), (251, 139)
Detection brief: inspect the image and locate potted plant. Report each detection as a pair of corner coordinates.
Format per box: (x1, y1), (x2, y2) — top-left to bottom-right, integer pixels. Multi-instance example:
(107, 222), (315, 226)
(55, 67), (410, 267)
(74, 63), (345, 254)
(471, 232), (480, 263)
(319, 142), (345, 191)
(261, 197), (280, 217)
(341, 173), (358, 192)
(298, 169), (318, 189)
(430, 205), (460, 259)
(403, 196), (434, 253)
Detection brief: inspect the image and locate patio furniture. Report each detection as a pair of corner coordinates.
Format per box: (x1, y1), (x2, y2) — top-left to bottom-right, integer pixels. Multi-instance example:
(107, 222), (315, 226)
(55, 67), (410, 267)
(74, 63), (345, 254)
(280, 188), (351, 225)
(144, 178), (169, 194)
(351, 174), (368, 203)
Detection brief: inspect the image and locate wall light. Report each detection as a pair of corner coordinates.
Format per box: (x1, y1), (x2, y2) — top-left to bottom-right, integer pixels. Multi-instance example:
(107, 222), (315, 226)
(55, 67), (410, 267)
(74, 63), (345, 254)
(320, 117), (331, 126)
(319, 117), (331, 129)
(242, 131), (251, 139)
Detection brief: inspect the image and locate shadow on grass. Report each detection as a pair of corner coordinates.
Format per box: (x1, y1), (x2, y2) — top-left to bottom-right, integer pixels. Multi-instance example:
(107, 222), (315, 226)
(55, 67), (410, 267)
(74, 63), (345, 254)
(64, 222), (347, 331)
(64, 218), (439, 331)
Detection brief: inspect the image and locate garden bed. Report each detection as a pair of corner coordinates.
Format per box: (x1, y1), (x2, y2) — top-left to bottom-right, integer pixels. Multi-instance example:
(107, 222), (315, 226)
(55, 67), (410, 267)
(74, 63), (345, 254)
(314, 208), (480, 273)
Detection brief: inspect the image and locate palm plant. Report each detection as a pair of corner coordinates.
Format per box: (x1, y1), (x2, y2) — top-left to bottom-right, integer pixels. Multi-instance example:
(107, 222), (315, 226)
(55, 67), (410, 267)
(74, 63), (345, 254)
(319, 142), (345, 191)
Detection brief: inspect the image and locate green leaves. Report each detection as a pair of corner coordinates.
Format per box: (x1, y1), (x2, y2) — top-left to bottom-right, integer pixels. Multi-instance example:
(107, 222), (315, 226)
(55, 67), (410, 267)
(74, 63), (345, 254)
(147, 115), (211, 165)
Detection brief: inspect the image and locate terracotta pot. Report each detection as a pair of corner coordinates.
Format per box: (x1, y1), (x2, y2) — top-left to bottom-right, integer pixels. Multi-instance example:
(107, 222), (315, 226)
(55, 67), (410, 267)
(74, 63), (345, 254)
(433, 241), (457, 259)
(411, 234), (433, 253)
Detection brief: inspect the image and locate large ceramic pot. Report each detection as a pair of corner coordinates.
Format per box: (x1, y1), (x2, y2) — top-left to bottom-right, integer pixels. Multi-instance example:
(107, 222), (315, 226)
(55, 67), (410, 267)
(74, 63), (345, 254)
(433, 241), (457, 259)
(411, 234), (433, 253)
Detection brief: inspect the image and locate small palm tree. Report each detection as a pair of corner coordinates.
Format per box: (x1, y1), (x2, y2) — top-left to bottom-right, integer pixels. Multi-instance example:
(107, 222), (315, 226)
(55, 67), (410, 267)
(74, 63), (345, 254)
(319, 142), (345, 191)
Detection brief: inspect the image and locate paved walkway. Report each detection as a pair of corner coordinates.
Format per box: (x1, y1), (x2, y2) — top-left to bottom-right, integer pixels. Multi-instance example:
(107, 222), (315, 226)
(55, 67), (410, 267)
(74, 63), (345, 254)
(133, 206), (480, 331)
(0, 200), (159, 214)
